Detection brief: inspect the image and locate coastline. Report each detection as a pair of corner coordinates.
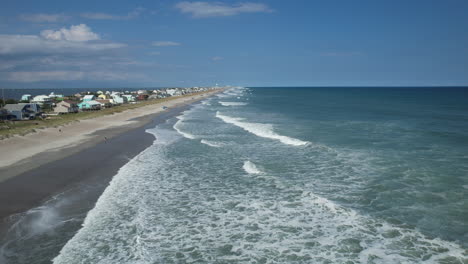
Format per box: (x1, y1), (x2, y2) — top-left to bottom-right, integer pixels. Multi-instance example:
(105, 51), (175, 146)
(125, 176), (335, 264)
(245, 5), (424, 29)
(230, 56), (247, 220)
(0, 90), (221, 221)
(0, 90), (220, 182)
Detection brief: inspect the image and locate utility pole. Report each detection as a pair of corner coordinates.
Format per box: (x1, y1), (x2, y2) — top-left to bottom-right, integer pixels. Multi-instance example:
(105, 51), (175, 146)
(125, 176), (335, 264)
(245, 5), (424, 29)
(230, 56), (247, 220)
(1, 87), (4, 108)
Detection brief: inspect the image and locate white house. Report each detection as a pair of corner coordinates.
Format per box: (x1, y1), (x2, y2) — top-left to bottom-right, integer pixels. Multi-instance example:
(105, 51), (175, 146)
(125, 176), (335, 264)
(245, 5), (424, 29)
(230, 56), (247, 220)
(31, 95), (52, 105)
(82, 95), (96, 102)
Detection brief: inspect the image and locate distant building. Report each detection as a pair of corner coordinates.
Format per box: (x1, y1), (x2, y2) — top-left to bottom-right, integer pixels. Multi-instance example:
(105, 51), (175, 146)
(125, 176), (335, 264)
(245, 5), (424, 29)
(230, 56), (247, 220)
(54, 100), (79, 114)
(137, 94), (148, 101)
(111, 94), (127, 104)
(95, 99), (112, 108)
(21, 94), (32, 102)
(78, 100), (101, 110)
(122, 94), (136, 102)
(98, 94), (109, 100)
(82, 95), (96, 102)
(49, 92), (63, 99)
(31, 95), (52, 106)
(3, 103), (41, 120)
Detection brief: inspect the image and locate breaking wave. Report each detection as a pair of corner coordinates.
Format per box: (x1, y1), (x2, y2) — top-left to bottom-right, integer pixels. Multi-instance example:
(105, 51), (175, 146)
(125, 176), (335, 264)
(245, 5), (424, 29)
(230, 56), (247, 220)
(215, 112), (309, 146)
(173, 115), (196, 139)
(242, 161), (263, 174)
(219, 102), (248, 107)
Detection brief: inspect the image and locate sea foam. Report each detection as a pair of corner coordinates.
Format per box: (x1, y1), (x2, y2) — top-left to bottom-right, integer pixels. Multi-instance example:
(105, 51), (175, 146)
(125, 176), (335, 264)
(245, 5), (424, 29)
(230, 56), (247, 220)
(216, 112), (309, 146)
(173, 115), (196, 139)
(200, 139), (223, 148)
(53, 125), (467, 264)
(242, 161), (263, 174)
(219, 101), (247, 106)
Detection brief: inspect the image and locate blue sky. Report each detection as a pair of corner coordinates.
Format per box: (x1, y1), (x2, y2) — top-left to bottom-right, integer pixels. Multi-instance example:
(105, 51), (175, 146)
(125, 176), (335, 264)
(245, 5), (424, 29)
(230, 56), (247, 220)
(0, 0), (467, 88)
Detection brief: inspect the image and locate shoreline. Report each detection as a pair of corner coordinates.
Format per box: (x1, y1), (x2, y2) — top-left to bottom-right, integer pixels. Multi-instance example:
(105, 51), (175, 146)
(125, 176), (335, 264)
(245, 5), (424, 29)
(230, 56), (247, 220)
(0, 90), (221, 183)
(0, 90), (221, 221)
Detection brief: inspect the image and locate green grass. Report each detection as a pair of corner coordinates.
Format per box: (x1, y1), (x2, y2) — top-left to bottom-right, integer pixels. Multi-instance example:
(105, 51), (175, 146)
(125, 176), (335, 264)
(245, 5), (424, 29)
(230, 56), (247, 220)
(0, 92), (212, 140)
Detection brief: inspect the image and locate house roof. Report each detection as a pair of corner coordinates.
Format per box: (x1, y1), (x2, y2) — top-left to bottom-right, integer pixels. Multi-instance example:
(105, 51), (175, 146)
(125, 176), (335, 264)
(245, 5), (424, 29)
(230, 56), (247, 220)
(32, 95), (50, 101)
(83, 95), (95, 100)
(4, 103), (30, 111)
(86, 100), (101, 105)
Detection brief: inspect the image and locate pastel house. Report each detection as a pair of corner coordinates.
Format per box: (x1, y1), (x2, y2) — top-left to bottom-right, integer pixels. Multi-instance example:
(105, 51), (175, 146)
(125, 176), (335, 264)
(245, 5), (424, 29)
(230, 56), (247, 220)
(31, 95), (52, 106)
(82, 95), (96, 102)
(111, 94), (127, 104)
(54, 100), (79, 114)
(78, 100), (101, 110)
(122, 94), (136, 102)
(21, 94), (32, 101)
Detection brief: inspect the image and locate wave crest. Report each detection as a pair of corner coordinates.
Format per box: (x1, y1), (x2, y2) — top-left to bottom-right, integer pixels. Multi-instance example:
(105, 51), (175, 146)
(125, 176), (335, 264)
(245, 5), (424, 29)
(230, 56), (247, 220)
(219, 101), (248, 106)
(215, 112), (309, 146)
(173, 115), (196, 139)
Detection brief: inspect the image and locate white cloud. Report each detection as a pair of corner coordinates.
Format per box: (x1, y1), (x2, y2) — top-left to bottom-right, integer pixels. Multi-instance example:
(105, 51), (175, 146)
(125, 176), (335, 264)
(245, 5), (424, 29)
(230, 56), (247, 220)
(40, 24), (99, 42)
(81, 7), (146, 20)
(0, 25), (151, 84)
(19, 13), (69, 23)
(211, 56), (223, 61)
(175, 1), (272, 18)
(152, 41), (181, 47)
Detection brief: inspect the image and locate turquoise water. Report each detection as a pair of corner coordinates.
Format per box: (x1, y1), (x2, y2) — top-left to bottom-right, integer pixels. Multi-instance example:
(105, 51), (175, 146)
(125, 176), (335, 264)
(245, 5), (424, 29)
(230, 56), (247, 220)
(6, 87), (468, 263)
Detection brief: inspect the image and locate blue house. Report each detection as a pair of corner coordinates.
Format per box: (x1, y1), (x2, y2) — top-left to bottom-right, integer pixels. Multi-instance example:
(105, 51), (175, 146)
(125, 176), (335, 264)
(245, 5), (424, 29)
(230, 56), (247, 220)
(78, 100), (101, 110)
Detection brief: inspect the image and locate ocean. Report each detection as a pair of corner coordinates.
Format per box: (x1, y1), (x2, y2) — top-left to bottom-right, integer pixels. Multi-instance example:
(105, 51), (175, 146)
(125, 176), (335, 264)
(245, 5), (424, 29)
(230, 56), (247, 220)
(1, 87), (468, 263)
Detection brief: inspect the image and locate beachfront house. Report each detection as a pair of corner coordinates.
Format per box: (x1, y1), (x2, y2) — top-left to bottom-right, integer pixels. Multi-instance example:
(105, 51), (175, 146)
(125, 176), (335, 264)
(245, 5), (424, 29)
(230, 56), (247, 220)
(21, 94), (32, 102)
(122, 94), (136, 103)
(98, 94), (109, 100)
(31, 95), (52, 106)
(78, 100), (101, 110)
(95, 99), (112, 108)
(49, 92), (63, 100)
(111, 94), (127, 104)
(82, 95), (96, 102)
(166, 88), (177, 96)
(54, 100), (79, 114)
(3, 103), (41, 120)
